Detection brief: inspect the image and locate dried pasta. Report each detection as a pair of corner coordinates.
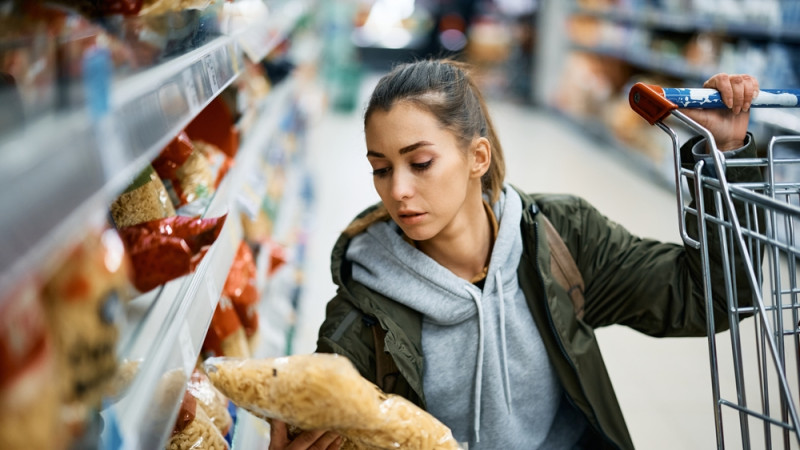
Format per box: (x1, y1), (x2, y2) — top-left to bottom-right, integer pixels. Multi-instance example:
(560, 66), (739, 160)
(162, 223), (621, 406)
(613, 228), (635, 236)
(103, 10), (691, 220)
(167, 399), (228, 450)
(203, 354), (460, 450)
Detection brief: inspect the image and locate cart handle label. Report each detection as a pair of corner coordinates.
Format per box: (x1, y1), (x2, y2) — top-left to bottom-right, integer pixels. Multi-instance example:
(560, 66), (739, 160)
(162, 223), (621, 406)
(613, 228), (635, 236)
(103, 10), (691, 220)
(629, 82), (678, 125)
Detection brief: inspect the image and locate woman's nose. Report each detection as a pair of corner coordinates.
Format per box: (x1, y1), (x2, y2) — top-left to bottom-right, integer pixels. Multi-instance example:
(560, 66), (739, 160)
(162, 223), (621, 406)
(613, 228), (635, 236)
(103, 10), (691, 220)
(390, 170), (413, 200)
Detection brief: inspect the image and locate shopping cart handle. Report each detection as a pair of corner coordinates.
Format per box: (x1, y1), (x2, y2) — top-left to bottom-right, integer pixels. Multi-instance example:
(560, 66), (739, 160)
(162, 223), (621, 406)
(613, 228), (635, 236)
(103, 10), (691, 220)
(630, 82), (800, 125)
(629, 83), (678, 125)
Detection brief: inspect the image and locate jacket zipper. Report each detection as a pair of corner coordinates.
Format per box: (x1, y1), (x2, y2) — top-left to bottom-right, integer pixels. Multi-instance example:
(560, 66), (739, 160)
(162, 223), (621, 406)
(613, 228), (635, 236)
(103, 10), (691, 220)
(532, 220), (621, 450)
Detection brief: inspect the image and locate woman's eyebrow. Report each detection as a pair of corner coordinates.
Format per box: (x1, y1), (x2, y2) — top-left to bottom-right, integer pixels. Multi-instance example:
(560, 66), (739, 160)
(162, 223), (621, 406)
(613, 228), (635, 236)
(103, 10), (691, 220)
(366, 141), (433, 158)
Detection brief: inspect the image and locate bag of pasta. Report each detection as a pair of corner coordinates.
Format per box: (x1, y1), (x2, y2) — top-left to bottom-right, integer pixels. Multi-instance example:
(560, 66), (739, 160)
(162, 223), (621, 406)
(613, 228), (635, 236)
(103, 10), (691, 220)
(152, 131), (216, 213)
(187, 369), (232, 437)
(203, 354), (460, 450)
(167, 390), (229, 450)
(110, 165), (176, 228)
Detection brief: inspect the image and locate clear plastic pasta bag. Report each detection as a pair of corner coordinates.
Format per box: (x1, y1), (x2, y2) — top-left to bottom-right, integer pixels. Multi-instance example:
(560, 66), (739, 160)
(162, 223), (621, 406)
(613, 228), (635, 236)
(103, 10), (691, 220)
(203, 353), (461, 450)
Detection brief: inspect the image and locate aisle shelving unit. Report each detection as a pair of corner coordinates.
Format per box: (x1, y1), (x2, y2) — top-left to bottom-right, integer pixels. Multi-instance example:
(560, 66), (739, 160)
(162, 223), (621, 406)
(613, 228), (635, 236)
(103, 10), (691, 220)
(1, 1), (315, 448)
(535, 1), (800, 188)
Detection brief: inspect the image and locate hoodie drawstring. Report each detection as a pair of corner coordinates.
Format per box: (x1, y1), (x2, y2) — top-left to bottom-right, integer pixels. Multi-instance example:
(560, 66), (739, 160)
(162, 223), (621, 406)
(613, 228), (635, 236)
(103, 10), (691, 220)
(466, 271), (513, 444)
(467, 287), (484, 444)
(496, 271), (513, 415)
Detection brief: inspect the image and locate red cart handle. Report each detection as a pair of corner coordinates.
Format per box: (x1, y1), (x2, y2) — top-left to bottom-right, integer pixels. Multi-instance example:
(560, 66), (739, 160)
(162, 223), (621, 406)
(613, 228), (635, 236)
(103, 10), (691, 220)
(629, 82), (678, 125)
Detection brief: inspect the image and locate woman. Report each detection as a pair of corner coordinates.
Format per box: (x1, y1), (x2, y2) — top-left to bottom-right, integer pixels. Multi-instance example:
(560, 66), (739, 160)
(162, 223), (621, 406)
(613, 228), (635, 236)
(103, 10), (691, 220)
(271, 60), (761, 449)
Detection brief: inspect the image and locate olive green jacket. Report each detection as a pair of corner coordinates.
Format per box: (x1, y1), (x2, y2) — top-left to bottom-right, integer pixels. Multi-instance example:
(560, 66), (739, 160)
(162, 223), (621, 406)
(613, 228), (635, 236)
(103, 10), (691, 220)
(317, 136), (762, 449)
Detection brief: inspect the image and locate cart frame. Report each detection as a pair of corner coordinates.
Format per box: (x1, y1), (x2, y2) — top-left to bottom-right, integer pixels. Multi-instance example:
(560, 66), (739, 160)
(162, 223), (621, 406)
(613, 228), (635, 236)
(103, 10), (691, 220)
(630, 82), (800, 449)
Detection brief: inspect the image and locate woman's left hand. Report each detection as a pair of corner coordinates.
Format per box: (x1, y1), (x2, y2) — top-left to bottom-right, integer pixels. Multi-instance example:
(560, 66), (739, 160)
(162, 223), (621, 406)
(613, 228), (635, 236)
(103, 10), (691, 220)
(681, 73), (760, 152)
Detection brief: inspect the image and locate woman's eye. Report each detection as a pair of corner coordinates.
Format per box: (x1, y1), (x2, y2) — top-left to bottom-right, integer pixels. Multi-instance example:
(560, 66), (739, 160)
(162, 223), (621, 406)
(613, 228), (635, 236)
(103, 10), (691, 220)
(412, 160), (433, 171)
(372, 167), (390, 178)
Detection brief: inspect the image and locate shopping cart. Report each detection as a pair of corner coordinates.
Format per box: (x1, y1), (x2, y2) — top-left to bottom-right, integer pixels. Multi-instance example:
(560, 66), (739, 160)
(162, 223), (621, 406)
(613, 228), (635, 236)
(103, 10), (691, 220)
(629, 83), (800, 449)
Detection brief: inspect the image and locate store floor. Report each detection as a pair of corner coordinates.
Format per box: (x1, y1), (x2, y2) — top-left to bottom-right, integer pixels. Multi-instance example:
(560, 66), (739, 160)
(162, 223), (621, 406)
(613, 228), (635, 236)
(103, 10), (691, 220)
(293, 78), (718, 449)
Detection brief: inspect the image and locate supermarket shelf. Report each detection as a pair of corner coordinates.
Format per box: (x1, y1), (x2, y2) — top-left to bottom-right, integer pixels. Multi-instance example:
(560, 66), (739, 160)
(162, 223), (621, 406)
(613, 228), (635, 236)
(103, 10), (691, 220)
(574, 7), (800, 42)
(571, 44), (714, 82)
(0, 0), (309, 301)
(234, 0), (313, 62)
(102, 78), (298, 449)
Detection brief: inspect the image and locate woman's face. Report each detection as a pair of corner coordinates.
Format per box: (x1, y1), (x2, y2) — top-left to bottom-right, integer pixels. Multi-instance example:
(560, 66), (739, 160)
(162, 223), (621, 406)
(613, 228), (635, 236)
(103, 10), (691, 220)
(365, 102), (488, 241)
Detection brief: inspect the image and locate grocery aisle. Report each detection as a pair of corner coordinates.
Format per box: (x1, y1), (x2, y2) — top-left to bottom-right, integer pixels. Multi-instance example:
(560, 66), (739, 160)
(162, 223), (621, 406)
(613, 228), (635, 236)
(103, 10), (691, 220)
(295, 75), (718, 449)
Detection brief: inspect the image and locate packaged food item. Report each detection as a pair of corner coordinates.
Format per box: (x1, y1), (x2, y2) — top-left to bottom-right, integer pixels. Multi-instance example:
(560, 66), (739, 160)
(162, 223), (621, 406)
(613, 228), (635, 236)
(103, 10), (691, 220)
(111, 165), (176, 228)
(192, 139), (233, 190)
(223, 241), (259, 351)
(187, 369), (232, 437)
(185, 95), (239, 158)
(167, 390), (229, 450)
(0, 281), (65, 450)
(40, 228), (132, 439)
(202, 296), (250, 359)
(117, 213), (227, 293)
(104, 358), (142, 402)
(203, 354), (460, 449)
(152, 131), (216, 209)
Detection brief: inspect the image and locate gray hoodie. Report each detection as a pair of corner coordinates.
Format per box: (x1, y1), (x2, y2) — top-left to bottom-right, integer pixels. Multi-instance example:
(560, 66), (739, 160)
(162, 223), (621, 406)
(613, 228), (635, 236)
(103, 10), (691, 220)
(346, 186), (587, 449)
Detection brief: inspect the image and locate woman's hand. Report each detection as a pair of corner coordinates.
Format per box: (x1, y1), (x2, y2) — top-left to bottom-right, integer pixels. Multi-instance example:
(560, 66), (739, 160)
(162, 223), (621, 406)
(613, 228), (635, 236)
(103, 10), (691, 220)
(268, 420), (343, 450)
(681, 73), (760, 152)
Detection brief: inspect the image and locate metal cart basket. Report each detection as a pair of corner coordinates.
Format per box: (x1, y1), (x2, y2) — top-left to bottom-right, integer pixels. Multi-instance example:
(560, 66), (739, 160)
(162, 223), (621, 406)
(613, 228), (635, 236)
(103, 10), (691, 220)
(630, 83), (800, 449)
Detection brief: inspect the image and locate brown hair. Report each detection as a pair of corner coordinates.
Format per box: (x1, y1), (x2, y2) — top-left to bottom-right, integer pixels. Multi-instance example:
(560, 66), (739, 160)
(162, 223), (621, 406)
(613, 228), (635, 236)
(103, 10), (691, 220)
(344, 59), (506, 237)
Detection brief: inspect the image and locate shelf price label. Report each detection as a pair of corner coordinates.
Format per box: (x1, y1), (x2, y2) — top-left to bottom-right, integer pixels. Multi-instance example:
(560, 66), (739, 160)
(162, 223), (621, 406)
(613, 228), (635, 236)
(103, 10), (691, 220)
(182, 69), (200, 113)
(203, 54), (220, 92)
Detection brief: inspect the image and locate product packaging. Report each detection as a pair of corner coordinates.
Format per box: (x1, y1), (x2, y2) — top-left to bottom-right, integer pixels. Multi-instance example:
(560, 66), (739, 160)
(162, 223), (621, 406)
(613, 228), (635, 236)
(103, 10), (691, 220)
(185, 95), (240, 159)
(0, 281), (65, 450)
(111, 165), (177, 228)
(117, 213), (227, 293)
(203, 354), (461, 449)
(202, 295), (250, 359)
(40, 228), (132, 441)
(152, 131), (216, 210)
(166, 389), (229, 450)
(223, 241), (260, 351)
(187, 369), (232, 437)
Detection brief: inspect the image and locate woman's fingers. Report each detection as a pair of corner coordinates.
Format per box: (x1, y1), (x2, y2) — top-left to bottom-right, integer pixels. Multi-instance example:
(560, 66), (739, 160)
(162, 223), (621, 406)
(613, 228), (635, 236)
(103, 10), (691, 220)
(742, 74), (759, 112)
(703, 73), (760, 114)
(289, 430), (342, 450)
(705, 73), (732, 109)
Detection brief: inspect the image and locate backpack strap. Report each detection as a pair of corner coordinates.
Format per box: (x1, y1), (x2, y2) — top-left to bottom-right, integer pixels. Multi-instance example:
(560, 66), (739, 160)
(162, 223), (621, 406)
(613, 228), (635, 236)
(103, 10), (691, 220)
(541, 214), (586, 320)
(368, 317), (400, 393)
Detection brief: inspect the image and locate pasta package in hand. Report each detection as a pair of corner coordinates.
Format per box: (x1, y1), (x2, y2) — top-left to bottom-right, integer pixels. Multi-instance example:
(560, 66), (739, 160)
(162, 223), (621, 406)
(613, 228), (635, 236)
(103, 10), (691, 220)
(203, 354), (460, 449)
(117, 214), (227, 293)
(187, 369), (232, 436)
(167, 390), (229, 450)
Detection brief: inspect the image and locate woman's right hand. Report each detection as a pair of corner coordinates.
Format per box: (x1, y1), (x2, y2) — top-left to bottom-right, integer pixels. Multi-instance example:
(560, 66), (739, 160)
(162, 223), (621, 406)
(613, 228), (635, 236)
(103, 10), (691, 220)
(268, 420), (344, 450)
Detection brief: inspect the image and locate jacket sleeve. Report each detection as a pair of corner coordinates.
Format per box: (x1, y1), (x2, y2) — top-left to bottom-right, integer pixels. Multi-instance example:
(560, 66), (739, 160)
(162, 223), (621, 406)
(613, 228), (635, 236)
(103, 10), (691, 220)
(579, 134), (763, 336)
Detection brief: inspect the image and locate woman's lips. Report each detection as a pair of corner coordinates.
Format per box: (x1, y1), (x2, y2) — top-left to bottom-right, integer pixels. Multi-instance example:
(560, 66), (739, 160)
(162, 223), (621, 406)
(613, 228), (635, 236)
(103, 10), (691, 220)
(398, 211), (426, 225)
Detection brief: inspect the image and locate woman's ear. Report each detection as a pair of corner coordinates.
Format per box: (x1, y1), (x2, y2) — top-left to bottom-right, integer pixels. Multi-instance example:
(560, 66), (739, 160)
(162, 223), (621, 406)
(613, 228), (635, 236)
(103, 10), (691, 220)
(470, 137), (491, 179)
